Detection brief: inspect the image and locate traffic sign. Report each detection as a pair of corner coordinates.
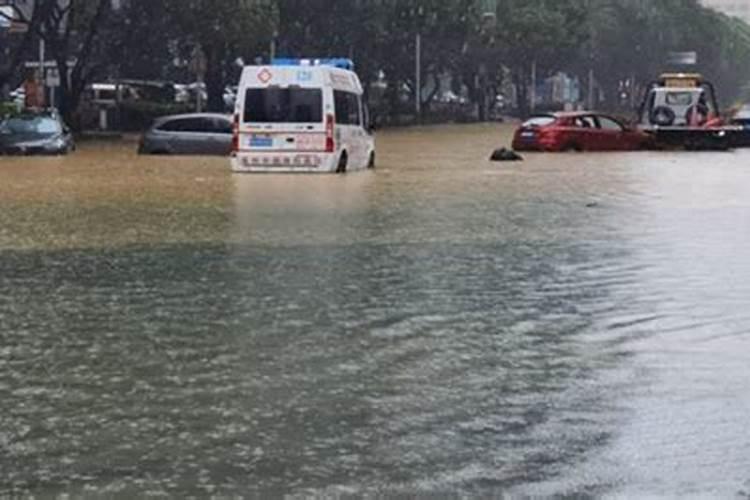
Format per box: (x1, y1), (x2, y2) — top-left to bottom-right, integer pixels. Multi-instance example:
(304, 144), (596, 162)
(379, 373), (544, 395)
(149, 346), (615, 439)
(45, 67), (60, 87)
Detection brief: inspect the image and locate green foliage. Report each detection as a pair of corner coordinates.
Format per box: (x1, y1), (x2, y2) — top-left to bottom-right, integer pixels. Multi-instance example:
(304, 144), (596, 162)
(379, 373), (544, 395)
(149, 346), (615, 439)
(0, 102), (20, 119)
(584, 0), (750, 109)
(5, 0), (750, 124)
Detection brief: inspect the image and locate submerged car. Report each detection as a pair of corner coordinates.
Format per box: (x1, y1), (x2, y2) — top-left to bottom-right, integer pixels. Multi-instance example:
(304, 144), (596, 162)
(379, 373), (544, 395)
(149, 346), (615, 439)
(729, 105), (750, 148)
(0, 112), (74, 155)
(730, 105), (750, 129)
(512, 111), (652, 152)
(138, 113), (233, 156)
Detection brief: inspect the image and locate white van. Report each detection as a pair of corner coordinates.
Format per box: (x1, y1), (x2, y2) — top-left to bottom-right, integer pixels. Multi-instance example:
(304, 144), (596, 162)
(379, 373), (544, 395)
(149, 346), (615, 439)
(230, 58), (375, 173)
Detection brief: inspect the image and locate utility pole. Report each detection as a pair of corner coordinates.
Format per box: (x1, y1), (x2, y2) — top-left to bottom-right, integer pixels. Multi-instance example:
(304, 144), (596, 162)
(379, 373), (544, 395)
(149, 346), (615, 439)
(587, 0), (595, 110)
(270, 30), (278, 62)
(190, 46), (207, 113)
(414, 4), (424, 122)
(530, 59), (537, 114)
(38, 35), (45, 107)
(415, 31), (421, 120)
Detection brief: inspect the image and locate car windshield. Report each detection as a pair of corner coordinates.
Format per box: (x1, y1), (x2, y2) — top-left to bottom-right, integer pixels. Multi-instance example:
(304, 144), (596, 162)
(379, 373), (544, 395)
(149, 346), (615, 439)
(244, 88), (323, 123)
(0, 116), (62, 136)
(522, 116), (555, 127)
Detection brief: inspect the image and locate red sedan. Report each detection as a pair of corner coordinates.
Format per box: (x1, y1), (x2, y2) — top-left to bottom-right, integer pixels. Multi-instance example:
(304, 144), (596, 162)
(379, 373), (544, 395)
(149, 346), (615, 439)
(512, 112), (653, 152)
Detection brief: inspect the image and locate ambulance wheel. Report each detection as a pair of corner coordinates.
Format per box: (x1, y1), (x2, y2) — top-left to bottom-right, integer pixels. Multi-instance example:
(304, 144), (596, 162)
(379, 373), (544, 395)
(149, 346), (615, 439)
(336, 152), (348, 173)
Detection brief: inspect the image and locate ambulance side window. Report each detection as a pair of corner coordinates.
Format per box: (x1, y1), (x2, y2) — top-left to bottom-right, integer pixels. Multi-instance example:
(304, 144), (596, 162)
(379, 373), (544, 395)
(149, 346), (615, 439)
(349, 94), (361, 125)
(334, 90), (361, 125)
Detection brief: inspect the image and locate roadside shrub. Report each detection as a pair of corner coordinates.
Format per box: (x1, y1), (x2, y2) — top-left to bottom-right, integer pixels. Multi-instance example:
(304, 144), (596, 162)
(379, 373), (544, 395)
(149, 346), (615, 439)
(0, 101), (19, 119)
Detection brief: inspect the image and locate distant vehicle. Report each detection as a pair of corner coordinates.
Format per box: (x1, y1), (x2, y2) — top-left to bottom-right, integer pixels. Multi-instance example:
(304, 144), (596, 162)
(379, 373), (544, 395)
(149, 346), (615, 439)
(231, 58), (376, 173)
(729, 105), (750, 147)
(174, 84), (191, 104)
(86, 83), (138, 105)
(9, 87), (25, 107)
(138, 113), (233, 156)
(0, 111), (74, 155)
(437, 91), (467, 105)
(730, 105), (750, 129)
(223, 86), (238, 111)
(512, 111), (652, 152)
(86, 81), (175, 105)
(637, 73), (730, 150)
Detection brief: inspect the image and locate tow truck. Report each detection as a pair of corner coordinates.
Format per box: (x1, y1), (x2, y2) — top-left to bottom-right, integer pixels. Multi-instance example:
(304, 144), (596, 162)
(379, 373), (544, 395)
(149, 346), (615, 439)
(637, 73), (739, 150)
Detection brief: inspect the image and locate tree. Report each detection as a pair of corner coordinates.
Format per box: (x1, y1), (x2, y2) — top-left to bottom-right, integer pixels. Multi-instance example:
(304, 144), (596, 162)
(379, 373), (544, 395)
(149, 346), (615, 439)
(166, 0), (275, 111)
(0, 1), (55, 91)
(495, 0), (589, 117)
(37, 0), (113, 124)
(104, 1), (177, 81)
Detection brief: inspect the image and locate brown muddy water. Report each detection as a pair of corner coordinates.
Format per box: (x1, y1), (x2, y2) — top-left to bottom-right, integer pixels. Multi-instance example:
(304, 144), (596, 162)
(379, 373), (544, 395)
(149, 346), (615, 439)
(2, 124), (750, 497)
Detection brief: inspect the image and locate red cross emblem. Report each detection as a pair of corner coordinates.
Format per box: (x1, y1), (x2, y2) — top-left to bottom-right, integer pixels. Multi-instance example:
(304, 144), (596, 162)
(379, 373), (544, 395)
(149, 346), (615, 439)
(257, 68), (273, 84)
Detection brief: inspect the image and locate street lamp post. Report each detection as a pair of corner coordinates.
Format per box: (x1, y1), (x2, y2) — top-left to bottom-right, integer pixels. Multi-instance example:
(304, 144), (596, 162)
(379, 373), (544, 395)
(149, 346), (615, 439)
(270, 30), (278, 62)
(531, 59), (537, 114)
(415, 5), (424, 122)
(416, 31), (421, 119)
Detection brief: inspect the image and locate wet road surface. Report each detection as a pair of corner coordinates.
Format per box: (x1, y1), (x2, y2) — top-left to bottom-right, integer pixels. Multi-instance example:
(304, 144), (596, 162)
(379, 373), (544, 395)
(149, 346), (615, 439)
(2, 125), (750, 497)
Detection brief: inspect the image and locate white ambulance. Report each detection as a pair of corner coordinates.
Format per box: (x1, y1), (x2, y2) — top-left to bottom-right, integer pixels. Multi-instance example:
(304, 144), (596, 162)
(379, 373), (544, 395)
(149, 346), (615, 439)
(231, 58), (375, 173)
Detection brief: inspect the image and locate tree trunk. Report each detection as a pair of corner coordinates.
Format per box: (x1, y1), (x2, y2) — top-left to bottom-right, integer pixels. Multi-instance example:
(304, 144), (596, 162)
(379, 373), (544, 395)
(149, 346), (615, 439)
(514, 69), (529, 118)
(205, 45), (225, 112)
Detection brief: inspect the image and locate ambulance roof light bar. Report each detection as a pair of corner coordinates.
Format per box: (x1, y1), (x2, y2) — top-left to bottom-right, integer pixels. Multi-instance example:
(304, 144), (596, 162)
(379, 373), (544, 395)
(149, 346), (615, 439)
(272, 58), (355, 71)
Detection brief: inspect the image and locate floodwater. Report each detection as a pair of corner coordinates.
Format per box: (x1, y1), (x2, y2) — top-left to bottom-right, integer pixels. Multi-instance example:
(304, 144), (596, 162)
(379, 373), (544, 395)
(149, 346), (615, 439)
(2, 124), (750, 498)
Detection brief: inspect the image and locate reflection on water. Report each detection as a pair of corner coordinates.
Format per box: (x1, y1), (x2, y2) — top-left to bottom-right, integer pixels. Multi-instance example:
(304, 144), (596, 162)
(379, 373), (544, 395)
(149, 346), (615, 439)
(2, 126), (750, 497)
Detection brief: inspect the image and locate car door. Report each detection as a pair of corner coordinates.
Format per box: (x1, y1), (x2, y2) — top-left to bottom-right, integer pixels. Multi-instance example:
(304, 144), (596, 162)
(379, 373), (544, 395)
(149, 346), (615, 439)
(334, 90), (364, 168)
(208, 116), (233, 155)
(351, 94), (367, 168)
(572, 115), (599, 150)
(161, 117), (205, 154)
(595, 115), (628, 150)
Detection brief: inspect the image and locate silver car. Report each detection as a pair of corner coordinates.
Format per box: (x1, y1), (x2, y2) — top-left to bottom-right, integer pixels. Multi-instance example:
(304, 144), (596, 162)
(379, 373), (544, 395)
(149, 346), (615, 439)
(138, 113), (233, 156)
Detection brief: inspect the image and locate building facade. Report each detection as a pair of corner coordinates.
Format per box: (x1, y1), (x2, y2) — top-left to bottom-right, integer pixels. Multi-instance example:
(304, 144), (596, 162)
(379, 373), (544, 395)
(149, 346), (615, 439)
(700, 0), (750, 24)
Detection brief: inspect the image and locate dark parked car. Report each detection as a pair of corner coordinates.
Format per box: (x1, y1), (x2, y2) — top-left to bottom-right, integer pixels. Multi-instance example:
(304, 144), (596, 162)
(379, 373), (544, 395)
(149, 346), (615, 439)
(512, 111), (653, 152)
(0, 111), (74, 155)
(138, 113), (233, 156)
(729, 105), (750, 148)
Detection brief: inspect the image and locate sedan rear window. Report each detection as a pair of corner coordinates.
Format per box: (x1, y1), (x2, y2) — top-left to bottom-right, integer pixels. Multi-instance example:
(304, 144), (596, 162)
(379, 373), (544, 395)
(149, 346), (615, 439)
(522, 116), (555, 127)
(158, 117), (231, 134)
(244, 88), (323, 123)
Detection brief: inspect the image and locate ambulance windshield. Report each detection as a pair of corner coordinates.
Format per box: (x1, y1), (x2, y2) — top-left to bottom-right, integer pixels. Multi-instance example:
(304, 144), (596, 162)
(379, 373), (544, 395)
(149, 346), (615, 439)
(244, 88), (323, 123)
